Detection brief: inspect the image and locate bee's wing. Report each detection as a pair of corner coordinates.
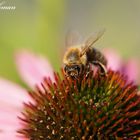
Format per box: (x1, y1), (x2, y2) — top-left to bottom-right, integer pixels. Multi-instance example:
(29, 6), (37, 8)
(60, 30), (81, 66)
(65, 30), (81, 47)
(80, 29), (105, 57)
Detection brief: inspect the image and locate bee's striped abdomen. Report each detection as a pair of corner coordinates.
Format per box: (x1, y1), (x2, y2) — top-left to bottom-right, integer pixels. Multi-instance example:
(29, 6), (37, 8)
(86, 48), (107, 66)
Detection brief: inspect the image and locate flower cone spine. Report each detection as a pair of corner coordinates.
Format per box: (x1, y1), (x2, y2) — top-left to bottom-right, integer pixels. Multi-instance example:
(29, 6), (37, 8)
(18, 69), (140, 140)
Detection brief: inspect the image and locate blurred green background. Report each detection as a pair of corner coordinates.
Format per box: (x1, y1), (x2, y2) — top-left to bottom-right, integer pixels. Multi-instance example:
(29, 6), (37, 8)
(0, 0), (64, 84)
(0, 0), (140, 85)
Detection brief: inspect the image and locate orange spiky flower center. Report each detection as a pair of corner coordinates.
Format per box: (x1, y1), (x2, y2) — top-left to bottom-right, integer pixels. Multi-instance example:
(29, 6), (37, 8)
(18, 69), (140, 140)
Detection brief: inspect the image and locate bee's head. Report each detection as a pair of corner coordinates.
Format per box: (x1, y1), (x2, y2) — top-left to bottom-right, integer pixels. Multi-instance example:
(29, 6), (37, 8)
(63, 64), (83, 79)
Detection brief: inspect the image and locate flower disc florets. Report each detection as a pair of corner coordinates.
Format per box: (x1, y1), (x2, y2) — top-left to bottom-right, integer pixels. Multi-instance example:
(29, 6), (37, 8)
(18, 69), (140, 140)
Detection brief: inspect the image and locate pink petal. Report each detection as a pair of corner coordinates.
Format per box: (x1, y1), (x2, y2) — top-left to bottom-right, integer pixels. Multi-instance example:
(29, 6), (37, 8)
(15, 50), (55, 89)
(0, 79), (31, 109)
(103, 48), (122, 71)
(0, 109), (21, 128)
(0, 79), (30, 139)
(121, 59), (139, 83)
(0, 114), (23, 138)
(0, 133), (27, 140)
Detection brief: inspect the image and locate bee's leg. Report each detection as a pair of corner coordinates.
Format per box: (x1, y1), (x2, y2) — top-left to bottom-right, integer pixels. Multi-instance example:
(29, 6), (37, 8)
(92, 61), (107, 76)
(84, 64), (91, 78)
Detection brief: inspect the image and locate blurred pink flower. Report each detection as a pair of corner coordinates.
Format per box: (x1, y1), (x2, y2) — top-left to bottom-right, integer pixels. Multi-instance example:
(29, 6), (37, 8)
(0, 49), (139, 139)
(0, 50), (55, 140)
(104, 48), (140, 84)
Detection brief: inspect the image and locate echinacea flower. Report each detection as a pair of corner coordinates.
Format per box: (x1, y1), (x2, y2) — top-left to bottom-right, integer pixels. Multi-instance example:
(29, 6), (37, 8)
(18, 69), (140, 139)
(0, 49), (140, 139)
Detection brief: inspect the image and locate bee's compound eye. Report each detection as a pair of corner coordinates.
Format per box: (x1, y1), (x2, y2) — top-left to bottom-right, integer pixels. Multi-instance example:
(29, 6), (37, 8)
(74, 65), (81, 73)
(64, 66), (68, 72)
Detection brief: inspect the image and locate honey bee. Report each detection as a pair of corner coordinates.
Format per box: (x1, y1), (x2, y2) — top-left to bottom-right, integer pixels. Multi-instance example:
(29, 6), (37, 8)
(63, 29), (107, 79)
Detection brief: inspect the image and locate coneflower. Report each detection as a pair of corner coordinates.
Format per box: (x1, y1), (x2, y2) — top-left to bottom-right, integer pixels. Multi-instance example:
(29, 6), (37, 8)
(18, 68), (140, 140)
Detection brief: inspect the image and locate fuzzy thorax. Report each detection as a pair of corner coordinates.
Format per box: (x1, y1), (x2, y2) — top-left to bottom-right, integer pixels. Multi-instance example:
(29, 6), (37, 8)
(63, 46), (87, 65)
